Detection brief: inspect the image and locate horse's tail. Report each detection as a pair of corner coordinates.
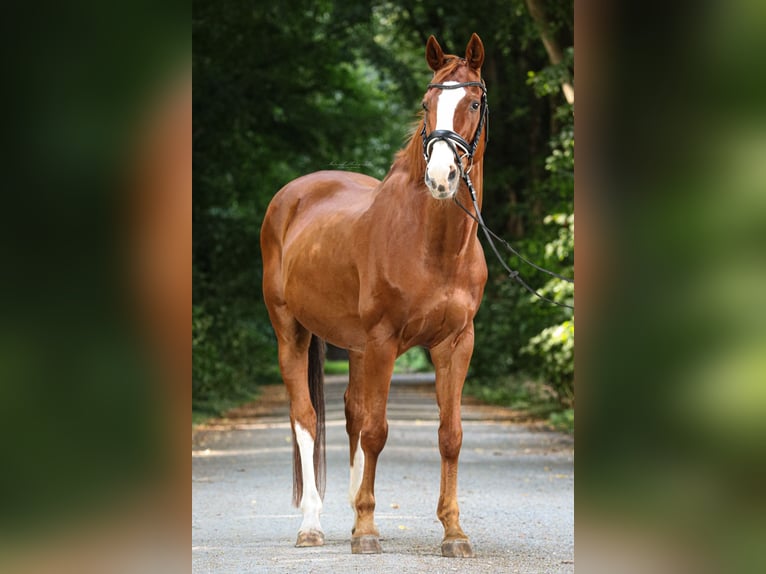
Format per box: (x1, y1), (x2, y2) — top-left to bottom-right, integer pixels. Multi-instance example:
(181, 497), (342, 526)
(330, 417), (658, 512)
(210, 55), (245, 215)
(309, 335), (327, 501)
(292, 334), (326, 507)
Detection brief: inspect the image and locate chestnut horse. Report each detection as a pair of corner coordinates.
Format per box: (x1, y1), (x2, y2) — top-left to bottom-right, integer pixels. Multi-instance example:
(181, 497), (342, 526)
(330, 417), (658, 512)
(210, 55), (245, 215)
(260, 33), (488, 558)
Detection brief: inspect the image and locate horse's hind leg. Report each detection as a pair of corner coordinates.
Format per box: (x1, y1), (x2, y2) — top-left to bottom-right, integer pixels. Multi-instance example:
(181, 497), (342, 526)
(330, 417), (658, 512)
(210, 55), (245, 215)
(344, 350), (364, 522)
(271, 308), (325, 547)
(344, 340), (397, 554)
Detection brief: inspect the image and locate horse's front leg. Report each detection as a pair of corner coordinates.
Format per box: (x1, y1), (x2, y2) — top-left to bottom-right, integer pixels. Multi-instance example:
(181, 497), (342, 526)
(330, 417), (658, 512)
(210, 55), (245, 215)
(345, 338), (396, 554)
(430, 325), (476, 558)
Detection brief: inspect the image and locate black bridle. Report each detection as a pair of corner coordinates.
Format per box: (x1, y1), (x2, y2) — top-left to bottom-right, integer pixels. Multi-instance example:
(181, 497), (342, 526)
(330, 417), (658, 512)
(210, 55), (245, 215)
(420, 80), (488, 175)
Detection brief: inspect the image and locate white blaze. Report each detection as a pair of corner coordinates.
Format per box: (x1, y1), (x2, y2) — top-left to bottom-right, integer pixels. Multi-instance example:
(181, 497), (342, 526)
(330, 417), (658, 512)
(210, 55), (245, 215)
(434, 82), (465, 131)
(426, 82), (465, 197)
(295, 422), (323, 533)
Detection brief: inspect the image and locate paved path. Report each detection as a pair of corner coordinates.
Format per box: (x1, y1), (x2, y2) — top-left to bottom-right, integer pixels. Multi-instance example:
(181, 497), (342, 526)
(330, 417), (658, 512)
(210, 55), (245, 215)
(192, 375), (574, 573)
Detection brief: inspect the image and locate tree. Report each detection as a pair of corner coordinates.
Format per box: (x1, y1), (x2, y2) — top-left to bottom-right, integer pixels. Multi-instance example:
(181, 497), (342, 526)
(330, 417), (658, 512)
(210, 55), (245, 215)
(525, 0), (574, 104)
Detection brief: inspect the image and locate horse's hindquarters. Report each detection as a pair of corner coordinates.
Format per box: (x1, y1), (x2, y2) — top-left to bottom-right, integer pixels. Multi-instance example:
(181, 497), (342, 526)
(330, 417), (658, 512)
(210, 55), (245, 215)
(261, 170), (378, 349)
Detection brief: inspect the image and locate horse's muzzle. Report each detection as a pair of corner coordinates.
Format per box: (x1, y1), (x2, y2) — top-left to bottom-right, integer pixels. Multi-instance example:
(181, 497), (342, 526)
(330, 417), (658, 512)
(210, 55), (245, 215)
(425, 142), (459, 199)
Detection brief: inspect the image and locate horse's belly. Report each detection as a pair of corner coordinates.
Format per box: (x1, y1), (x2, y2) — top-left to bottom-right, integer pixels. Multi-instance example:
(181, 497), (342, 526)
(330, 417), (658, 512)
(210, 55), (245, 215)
(287, 300), (367, 350)
(282, 251), (366, 350)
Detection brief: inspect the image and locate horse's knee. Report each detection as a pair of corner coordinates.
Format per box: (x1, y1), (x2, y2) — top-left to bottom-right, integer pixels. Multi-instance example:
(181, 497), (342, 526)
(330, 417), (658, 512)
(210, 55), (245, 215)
(438, 422), (463, 460)
(361, 420), (388, 456)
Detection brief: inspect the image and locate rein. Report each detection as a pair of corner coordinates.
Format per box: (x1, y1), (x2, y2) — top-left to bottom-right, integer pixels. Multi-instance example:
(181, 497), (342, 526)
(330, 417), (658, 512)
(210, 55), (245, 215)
(422, 80), (574, 311)
(454, 174), (574, 311)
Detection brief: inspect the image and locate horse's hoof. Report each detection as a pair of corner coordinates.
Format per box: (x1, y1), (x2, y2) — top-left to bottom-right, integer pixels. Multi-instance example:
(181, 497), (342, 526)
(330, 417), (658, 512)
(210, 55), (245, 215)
(351, 535), (382, 554)
(295, 529), (325, 547)
(441, 538), (475, 558)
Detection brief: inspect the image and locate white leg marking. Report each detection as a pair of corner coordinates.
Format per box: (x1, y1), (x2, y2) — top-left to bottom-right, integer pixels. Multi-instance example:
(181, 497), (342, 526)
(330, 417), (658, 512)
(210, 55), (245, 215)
(426, 82), (466, 197)
(349, 432), (364, 513)
(295, 422), (323, 533)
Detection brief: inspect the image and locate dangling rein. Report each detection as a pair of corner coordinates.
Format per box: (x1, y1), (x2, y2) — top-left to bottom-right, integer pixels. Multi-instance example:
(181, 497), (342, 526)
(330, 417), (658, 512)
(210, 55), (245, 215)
(454, 173), (574, 311)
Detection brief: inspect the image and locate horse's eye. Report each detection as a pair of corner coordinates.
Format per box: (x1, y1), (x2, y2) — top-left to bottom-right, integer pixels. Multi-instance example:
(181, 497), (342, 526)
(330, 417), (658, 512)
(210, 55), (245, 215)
(471, 101), (480, 111)
(422, 101), (428, 111)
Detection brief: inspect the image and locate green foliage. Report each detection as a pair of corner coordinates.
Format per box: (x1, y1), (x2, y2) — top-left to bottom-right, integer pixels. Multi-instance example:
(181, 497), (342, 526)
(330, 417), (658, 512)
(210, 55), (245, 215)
(524, 319), (574, 404)
(544, 213), (574, 261)
(521, 212), (574, 405)
(394, 347), (433, 374)
(548, 408), (574, 433)
(323, 347), (433, 377)
(522, 148), (574, 406)
(526, 46), (573, 98)
(192, 303), (279, 414)
(464, 376), (560, 417)
(324, 360), (350, 375)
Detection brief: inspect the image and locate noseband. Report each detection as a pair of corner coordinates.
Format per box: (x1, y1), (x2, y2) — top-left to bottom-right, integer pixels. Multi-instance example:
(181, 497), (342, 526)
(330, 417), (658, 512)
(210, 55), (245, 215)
(421, 80), (489, 175)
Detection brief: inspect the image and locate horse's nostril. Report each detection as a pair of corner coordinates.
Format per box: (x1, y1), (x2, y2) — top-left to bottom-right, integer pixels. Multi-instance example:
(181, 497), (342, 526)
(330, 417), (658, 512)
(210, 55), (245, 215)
(448, 168), (457, 181)
(438, 185), (445, 192)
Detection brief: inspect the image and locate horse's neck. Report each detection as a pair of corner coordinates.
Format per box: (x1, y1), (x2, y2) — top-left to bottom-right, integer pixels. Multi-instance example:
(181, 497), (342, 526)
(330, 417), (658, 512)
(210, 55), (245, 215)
(418, 162), (484, 262)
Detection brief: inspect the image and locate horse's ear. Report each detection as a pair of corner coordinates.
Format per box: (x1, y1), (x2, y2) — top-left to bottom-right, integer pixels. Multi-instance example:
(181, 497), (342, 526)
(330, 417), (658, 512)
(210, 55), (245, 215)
(426, 35), (446, 71)
(465, 33), (485, 71)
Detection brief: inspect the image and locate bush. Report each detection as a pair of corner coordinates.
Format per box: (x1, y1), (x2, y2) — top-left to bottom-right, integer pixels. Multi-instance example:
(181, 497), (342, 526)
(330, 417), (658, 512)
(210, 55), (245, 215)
(524, 319), (574, 406)
(521, 213), (574, 406)
(192, 303), (280, 414)
(548, 408), (574, 433)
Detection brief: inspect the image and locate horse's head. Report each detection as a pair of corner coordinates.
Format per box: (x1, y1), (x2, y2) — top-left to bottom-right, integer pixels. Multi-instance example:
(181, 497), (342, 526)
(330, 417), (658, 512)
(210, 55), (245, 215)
(421, 33), (487, 200)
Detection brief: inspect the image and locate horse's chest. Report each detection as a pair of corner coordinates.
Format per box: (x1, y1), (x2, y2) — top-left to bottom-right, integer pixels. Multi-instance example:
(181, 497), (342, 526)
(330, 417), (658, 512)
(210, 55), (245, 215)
(400, 289), (478, 345)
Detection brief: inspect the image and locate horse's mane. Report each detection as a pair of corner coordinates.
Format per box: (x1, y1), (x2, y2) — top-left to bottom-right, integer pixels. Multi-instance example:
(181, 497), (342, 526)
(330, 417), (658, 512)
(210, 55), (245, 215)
(393, 117), (427, 185)
(392, 58), (479, 185)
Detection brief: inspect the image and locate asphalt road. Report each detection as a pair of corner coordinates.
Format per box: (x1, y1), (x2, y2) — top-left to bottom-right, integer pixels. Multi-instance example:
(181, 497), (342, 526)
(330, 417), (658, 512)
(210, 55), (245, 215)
(192, 375), (574, 573)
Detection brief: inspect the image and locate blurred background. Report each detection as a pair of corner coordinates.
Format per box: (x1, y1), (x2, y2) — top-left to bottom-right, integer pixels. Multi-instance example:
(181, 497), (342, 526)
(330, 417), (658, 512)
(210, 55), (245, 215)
(193, 0), (575, 429)
(578, 1), (766, 572)
(0, 1), (188, 573)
